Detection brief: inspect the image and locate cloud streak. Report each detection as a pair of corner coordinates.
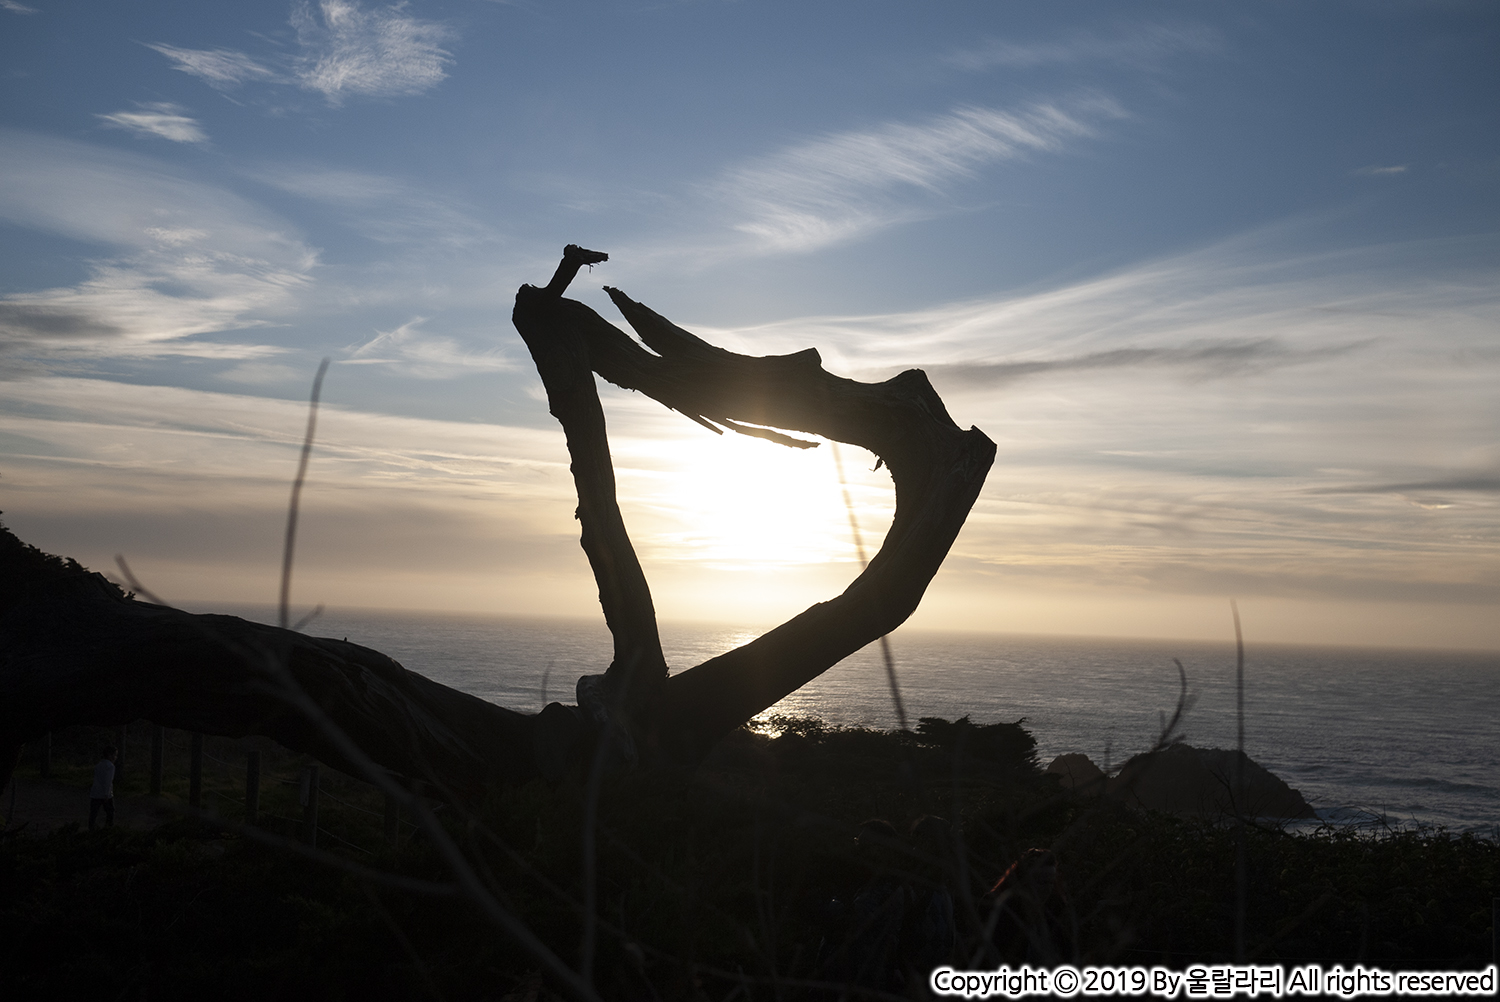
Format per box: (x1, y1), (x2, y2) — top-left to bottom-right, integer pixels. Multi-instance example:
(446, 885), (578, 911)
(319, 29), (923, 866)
(147, 43), (279, 87)
(0, 130), (316, 364)
(345, 318), (519, 378)
(0, 303), (125, 340)
(925, 337), (1368, 388)
(96, 103), (208, 144)
(947, 23), (1219, 72)
(1311, 476), (1500, 496)
(714, 99), (1120, 253)
(147, 0), (452, 107)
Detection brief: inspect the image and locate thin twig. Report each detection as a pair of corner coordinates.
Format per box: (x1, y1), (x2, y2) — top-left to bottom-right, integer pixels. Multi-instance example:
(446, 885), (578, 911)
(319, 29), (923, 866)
(1232, 598), (1247, 964)
(832, 442), (909, 732)
(292, 603), (325, 633)
(114, 556), (170, 607)
(1153, 658), (1192, 752)
(280, 357), (330, 630)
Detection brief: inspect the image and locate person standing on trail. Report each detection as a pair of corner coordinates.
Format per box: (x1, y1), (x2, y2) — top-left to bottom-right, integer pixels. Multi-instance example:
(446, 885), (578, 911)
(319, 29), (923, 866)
(89, 745), (116, 830)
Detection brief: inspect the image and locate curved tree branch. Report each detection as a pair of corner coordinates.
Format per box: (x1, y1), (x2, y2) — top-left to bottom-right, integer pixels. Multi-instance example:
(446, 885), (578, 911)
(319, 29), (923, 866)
(510, 251), (995, 764)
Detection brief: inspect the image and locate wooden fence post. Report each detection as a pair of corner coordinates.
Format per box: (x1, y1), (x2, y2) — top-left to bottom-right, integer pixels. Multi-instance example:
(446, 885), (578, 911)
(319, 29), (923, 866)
(150, 726), (164, 796)
(245, 751), (261, 824)
(300, 765), (319, 846)
(188, 733), (203, 809)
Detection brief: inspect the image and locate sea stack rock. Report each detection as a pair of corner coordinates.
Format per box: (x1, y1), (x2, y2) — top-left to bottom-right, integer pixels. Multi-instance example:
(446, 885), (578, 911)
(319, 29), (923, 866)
(1107, 744), (1315, 819)
(1045, 753), (1107, 795)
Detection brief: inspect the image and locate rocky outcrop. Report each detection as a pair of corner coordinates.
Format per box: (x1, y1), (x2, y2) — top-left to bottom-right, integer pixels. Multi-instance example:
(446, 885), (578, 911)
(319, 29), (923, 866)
(1045, 752), (1107, 795)
(1106, 744), (1315, 819)
(1047, 745), (1314, 819)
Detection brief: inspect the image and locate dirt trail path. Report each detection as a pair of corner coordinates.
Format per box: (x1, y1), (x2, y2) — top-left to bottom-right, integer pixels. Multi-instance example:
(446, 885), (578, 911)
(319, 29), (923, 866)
(1, 776), (177, 835)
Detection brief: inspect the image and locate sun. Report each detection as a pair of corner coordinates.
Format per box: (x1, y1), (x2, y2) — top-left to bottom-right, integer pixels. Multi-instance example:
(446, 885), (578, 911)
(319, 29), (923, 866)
(614, 428), (894, 571)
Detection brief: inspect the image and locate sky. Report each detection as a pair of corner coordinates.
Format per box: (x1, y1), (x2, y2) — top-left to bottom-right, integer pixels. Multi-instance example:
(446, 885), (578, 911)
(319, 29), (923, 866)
(1, 0), (1497, 651)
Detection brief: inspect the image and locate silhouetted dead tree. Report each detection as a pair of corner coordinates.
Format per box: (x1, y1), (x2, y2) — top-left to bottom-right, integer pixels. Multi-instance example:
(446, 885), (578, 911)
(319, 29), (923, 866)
(0, 245), (994, 796)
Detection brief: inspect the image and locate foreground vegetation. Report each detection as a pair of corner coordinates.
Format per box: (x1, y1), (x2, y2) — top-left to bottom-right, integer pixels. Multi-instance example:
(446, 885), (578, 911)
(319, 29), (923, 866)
(2, 719), (1495, 1000)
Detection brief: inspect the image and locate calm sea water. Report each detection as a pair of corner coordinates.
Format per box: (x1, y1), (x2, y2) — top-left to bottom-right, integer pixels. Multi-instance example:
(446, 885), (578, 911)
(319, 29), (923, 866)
(209, 605), (1500, 834)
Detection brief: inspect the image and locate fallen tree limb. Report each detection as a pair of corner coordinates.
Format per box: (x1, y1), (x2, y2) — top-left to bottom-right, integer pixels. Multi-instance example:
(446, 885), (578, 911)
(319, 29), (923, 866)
(0, 536), (536, 798)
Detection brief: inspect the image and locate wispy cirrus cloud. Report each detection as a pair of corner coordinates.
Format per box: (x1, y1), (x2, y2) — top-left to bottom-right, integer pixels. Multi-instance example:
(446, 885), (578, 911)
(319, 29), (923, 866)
(0, 130), (315, 365)
(715, 99), (1122, 253)
(148, 0), (452, 107)
(96, 102), (208, 144)
(1355, 164), (1408, 176)
(146, 43), (280, 87)
(1, 257), (304, 362)
(948, 23), (1219, 72)
(699, 230), (1500, 382)
(292, 0), (452, 104)
(1, 0), (39, 13)
(345, 318), (518, 378)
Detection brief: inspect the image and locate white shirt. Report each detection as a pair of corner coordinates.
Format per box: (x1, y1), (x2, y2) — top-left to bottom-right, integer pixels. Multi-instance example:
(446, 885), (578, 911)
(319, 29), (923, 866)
(90, 758), (115, 799)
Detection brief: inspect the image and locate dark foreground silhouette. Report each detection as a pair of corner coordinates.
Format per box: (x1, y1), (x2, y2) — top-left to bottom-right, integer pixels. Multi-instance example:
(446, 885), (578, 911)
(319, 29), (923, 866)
(3, 718), (1495, 1001)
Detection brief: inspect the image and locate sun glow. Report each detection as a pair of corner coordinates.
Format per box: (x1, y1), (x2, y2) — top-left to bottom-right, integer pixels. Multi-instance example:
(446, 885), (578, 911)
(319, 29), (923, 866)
(613, 429), (895, 570)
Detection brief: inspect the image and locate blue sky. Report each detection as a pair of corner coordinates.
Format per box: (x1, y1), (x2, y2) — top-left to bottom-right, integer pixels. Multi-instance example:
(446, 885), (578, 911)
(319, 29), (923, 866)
(2, 1), (1497, 649)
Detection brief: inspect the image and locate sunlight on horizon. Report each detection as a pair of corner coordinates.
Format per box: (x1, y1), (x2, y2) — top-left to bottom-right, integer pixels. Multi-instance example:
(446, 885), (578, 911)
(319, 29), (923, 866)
(613, 429), (896, 570)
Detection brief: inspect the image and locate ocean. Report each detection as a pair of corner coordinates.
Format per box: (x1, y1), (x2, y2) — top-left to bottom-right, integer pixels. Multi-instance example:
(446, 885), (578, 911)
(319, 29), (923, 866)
(210, 605), (1500, 835)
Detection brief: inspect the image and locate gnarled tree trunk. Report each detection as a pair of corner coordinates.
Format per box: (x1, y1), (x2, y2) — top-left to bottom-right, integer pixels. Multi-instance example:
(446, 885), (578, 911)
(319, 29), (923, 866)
(0, 246), (994, 796)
